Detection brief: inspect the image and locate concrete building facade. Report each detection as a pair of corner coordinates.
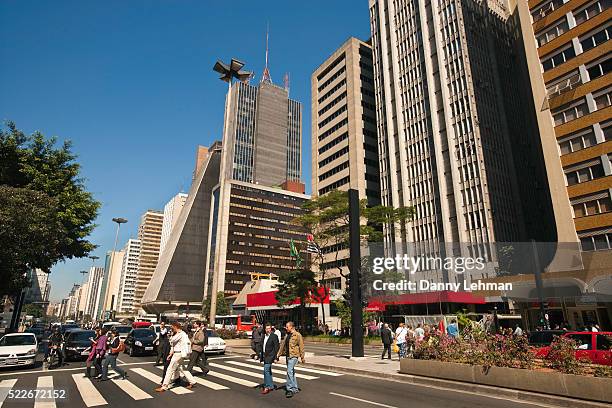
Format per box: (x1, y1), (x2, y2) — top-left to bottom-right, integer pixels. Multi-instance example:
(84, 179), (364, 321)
(160, 192), (188, 255)
(99, 250), (125, 320)
(134, 210), (164, 314)
(311, 37), (381, 292)
(118, 239), (141, 315)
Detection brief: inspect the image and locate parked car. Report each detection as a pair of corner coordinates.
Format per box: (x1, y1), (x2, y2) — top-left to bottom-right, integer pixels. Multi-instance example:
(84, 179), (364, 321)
(101, 321), (121, 332)
(124, 328), (157, 356)
(64, 329), (96, 361)
(527, 330), (565, 347)
(204, 329), (226, 355)
(112, 325), (132, 341)
(25, 327), (45, 342)
(60, 324), (80, 334)
(534, 331), (612, 365)
(0, 332), (38, 368)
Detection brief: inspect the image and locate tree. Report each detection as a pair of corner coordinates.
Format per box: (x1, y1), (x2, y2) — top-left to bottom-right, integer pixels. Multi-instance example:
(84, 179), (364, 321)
(22, 303), (43, 318)
(274, 269), (317, 331)
(291, 190), (415, 324)
(202, 291), (230, 319)
(333, 299), (375, 331)
(0, 122), (100, 296)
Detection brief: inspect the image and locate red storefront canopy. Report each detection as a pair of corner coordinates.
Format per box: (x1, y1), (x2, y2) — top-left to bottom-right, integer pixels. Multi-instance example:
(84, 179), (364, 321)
(367, 290), (486, 311)
(247, 287), (330, 309)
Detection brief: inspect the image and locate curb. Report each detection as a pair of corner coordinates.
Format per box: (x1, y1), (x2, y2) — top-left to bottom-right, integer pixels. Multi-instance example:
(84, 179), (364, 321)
(227, 346), (610, 408)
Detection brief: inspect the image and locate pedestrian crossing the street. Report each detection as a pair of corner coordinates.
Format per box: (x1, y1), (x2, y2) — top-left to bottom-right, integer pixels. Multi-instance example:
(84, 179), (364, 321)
(0, 357), (343, 407)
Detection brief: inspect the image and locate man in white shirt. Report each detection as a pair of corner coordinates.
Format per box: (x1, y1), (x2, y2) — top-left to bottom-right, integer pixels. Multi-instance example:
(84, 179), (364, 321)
(414, 323), (425, 341)
(155, 322), (196, 392)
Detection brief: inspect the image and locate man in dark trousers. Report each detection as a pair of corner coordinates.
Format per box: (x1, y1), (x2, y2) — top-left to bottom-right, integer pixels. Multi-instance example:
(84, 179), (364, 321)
(187, 320), (209, 376)
(380, 323), (393, 360)
(259, 323), (280, 395)
(251, 323), (263, 360)
(155, 322), (169, 366)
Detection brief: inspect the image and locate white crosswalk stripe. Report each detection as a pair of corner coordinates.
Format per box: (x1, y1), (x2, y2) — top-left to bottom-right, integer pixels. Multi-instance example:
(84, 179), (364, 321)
(227, 360), (319, 380)
(0, 379), (18, 408)
(110, 370), (152, 400)
(34, 376), (55, 408)
(195, 367), (259, 387)
(152, 366), (229, 390)
(71, 374), (107, 407)
(259, 360), (344, 376)
(208, 362), (285, 383)
(130, 368), (193, 394)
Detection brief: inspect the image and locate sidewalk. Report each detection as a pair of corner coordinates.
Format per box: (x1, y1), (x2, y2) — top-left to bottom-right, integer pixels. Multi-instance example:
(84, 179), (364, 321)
(226, 340), (610, 408)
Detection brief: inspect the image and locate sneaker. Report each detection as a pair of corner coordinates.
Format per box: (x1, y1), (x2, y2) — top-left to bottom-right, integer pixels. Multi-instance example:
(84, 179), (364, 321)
(186, 383), (194, 390)
(155, 387), (166, 393)
(122, 373), (128, 380)
(260, 388), (272, 395)
(285, 391), (293, 398)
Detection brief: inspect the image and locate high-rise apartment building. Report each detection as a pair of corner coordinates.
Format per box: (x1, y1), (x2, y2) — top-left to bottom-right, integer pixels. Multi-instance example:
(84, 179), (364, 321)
(83, 266), (104, 319)
(118, 238), (141, 315)
(134, 210), (163, 314)
(99, 250), (125, 320)
(160, 192), (188, 254)
(311, 37), (381, 291)
(368, 0), (555, 277)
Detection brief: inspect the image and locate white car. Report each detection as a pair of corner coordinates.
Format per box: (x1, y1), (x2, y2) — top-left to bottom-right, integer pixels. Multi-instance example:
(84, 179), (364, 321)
(204, 329), (226, 354)
(0, 332), (38, 368)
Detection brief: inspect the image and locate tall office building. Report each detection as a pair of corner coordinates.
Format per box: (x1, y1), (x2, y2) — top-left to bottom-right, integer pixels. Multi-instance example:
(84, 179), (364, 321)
(514, 0), (612, 328)
(23, 269), (51, 309)
(134, 210), (163, 314)
(118, 239), (141, 315)
(160, 192), (188, 254)
(99, 250), (125, 320)
(83, 266), (104, 319)
(311, 37), (381, 291)
(368, 0), (555, 274)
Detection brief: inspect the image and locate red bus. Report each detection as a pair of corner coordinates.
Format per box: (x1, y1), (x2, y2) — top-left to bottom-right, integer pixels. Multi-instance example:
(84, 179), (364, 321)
(214, 315), (256, 333)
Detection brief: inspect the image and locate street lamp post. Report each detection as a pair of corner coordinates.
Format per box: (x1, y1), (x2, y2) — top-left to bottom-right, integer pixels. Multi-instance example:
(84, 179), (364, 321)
(209, 58), (252, 327)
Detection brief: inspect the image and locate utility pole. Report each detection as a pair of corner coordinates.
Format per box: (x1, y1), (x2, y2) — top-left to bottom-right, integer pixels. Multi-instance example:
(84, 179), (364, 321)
(348, 189), (364, 357)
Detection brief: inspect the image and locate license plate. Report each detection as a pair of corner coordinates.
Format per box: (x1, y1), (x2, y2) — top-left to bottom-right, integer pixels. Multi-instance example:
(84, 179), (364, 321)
(5, 358), (17, 365)
(145, 346), (153, 351)
(81, 350), (90, 356)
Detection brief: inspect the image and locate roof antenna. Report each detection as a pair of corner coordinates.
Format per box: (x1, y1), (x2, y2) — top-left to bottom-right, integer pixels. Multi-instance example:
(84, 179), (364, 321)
(284, 72), (290, 94)
(261, 23), (272, 84)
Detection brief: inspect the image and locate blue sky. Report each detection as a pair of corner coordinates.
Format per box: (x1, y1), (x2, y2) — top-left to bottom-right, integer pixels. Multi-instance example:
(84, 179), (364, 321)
(0, 1), (371, 302)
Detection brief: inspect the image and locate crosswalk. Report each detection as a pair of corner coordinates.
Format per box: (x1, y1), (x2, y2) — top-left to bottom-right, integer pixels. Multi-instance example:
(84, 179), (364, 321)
(0, 357), (342, 407)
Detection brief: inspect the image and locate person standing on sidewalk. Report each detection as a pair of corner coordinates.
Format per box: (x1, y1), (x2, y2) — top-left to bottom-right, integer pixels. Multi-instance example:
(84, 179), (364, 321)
(156, 322), (196, 392)
(187, 320), (209, 376)
(155, 322), (169, 366)
(380, 323), (393, 360)
(251, 323), (264, 360)
(260, 323), (280, 395)
(277, 321), (305, 399)
(99, 330), (127, 381)
(394, 322), (409, 359)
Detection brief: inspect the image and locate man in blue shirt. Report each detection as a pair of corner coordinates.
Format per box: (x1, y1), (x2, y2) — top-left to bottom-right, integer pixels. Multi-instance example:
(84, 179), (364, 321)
(446, 319), (459, 338)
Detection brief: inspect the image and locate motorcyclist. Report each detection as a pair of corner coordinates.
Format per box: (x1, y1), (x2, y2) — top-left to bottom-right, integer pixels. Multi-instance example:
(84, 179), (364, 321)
(47, 327), (65, 367)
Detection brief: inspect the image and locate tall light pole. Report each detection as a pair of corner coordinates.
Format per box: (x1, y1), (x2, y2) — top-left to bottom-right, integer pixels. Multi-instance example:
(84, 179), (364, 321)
(209, 58), (252, 327)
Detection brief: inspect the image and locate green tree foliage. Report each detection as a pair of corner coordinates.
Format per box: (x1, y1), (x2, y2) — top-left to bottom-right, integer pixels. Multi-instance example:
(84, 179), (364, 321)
(22, 303), (43, 318)
(333, 299), (376, 329)
(0, 122), (100, 296)
(274, 269), (317, 330)
(202, 291), (230, 319)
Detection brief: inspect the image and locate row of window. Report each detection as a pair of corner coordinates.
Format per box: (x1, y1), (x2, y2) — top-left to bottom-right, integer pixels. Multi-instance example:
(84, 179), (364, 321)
(546, 56), (612, 99)
(535, 0), (607, 46)
(542, 26), (610, 72)
(572, 195), (612, 218)
(318, 79), (346, 104)
(318, 131), (348, 154)
(318, 92), (346, 116)
(319, 146), (349, 168)
(580, 232), (612, 251)
(565, 160), (606, 186)
(319, 176), (349, 195)
(318, 118), (348, 142)
(318, 66), (346, 92)
(319, 104), (347, 129)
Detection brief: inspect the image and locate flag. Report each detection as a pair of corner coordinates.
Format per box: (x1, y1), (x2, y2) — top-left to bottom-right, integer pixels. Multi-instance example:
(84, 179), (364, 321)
(289, 239), (303, 267)
(306, 234), (321, 255)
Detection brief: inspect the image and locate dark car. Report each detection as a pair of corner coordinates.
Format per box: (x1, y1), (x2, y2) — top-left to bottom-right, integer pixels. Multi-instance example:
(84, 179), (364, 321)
(25, 327), (45, 342)
(64, 329), (95, 361)
(527, 330), (565, 347)
(112, 325), (132, 341)
(124, 328), (157, 356)
(60, 324), (80, 334)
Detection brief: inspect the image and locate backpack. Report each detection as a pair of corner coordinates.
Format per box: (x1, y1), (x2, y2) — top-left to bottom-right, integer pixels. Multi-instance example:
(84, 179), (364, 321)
(111, 339), (125, 354)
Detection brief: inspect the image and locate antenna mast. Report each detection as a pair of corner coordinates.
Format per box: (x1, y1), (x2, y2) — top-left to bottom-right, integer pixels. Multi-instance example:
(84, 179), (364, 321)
(261, 23), (272, 83)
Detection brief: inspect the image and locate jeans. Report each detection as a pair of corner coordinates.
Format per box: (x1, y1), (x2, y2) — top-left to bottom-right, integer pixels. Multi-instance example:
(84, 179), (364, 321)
(263, 363), (274, 389)
(397, 342), (408, 359)
(285, 357), (299, 393)
(186, 349), (208, 373)
(101, 354), (125, 380)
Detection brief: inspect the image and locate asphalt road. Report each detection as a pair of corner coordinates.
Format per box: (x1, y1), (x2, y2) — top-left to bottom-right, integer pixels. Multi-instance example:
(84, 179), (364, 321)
(0, 350), (550, 408)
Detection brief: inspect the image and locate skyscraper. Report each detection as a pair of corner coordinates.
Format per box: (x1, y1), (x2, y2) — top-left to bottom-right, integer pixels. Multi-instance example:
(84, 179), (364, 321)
(311, 37), (381, 291)
(368, 0), (555, 270)
(118, 238), (141, 315)
(83, 266), (104, 319)
(160, 192), (188, 254)
(99, 250), (125, 320)
(134, 210), (163, 314)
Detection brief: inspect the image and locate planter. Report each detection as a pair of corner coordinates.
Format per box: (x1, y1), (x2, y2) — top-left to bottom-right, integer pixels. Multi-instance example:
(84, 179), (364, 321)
(303, 336), (381, 345)
(400, 358), (612, 403)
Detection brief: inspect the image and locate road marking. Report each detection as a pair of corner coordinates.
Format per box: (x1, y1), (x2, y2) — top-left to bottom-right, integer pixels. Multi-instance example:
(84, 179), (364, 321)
(110, 371), (152, 400)
(208, 362), (284, 383)
(0, 361), (155, 377)
(259, 360), (343, 376)
(0, 379), (18, 408)
(228, 360), (319, 380)
(197, 368), (258, 387)
(152, 366), (228, 390)
(34, 376), (55, 408)
(71, 374), (107, 407)
(329, 392), (398, 408)
(130, 368), (192, 394)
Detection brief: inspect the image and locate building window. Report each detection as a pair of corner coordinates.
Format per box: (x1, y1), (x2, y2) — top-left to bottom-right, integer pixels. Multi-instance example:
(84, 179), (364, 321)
(545, 70), (582, 98)
(542, 45), (576, 71)
(593, 87), (612, 110)
(586, 55), (612, 80)
(573, 0), (606, 26)
(536, 18), (570, 46)
(558, 129), (598, 154)
(580, 230), (612, 251)
(565, 160), (605, 185)
(531, 0), (565, 23)
(572, 191), (612, 217)
(603, 121), (612, 141)
(552, 99), (587, 125)
(580, 26), (611, 52)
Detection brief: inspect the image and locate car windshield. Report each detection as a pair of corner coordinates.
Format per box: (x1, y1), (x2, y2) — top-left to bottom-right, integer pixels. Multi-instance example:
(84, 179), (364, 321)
(206, 330), (218, 338)
(68, 331), (95, 342)
(0, 335), (36, 346)
(133, 329), (156, 338)
(62, 325), (79, 332)
(114, 326), (131, 333)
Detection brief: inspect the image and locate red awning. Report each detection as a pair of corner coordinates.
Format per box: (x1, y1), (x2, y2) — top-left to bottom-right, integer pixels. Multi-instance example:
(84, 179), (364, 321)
(367, 290), (486, 308)
(247, 287), (330, 308)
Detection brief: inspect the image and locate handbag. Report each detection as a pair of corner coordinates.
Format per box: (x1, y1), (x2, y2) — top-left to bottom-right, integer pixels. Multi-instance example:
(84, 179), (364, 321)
(392, 342), (399, 353)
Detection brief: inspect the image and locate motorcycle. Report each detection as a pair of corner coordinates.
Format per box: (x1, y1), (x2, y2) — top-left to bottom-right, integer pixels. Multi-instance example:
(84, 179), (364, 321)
(46, 344), (62, 369)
